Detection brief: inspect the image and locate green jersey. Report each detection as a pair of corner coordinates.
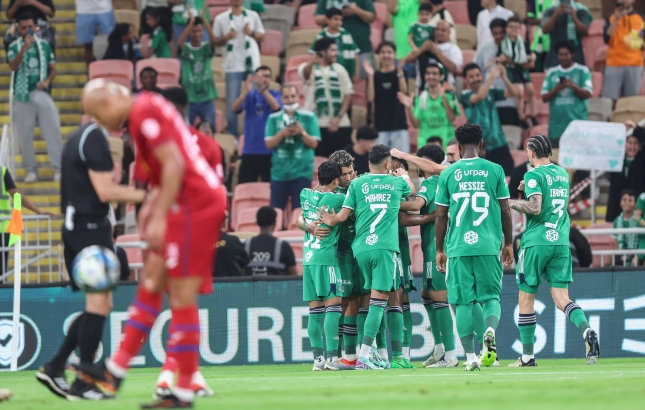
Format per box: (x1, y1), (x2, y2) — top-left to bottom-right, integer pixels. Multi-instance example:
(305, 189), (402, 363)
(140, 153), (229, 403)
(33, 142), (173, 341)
(150, 27), (173, 58)
(417, 175), (439, 259)
(413, 91), (459, 148)
(316, 0), (376, 52)
(335, 186), (356, 264)
(521, 164), (571, 247)
(637, 192), (645, 216)
(301, 188), (346, 266)
(264, 109), (321, 182)
(343, 173), (411, 256)
(435, 158), (510, 257)
(460, 88), (507, 150)
(541, 63), (592, 140)
(7, 40), (55, 95)
(392, 0), (420, 59)
(398, 226), (411, 266)
(408, 22), (435, 48)
(613, 213), (645, 251)
(172, 0), (211, 26)
(309, 28), (360, 77)
(180, 42), (217, 103)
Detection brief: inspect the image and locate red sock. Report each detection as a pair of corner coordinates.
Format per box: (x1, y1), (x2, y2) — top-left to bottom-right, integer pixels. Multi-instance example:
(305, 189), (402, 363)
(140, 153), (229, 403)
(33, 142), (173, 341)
(162, 356), (178, 373)
(112, 287), (162, 370)
(167, 306), (200, 402)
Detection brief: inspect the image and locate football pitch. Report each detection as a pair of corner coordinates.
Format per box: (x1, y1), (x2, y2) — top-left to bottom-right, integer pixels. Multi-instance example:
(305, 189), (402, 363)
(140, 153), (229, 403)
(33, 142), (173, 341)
(3, 359), (644, 409)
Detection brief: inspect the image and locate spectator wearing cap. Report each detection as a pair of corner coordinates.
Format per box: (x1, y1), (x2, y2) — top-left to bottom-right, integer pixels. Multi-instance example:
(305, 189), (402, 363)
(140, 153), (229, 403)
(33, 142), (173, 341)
(232, 65), (282, 184)
(541, 0), (592, 69)
(344, 126), (379, 176)
(244, 206), (297, 276)
(602, 0), (645, 102)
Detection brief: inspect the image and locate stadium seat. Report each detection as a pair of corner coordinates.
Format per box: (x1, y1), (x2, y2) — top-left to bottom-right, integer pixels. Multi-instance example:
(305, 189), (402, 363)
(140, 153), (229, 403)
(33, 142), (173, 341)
(297, 4), (319, 28)
(116, 234), (144, 277)
(273, 230), (305, 275)
(312, 156), (328, 182)
(229, 231), (258, 241)
(211, 56), (225, 83)
(616, 96), (645, 111)
(530, 72), (545, 98)
(505, 0), (527, 20)
(234, 207), (284, 232)
(582, 35), (604, 69)
(214, 109), (225, 133)
(263, 4), (296, 26)
(510, 149), (528, 167)
(286, 29), (319, 60)
(261, 30), (284, 56)
(288, 208), (303, 230)
(215, 132), (236, 163)
(136, 59), (180, 89)
(588, 97), (613, 122)
(610, 108), (645, 124)
(89, 60), (134, 88)
(373, 3), (389, 28)
(352, 92), (367, 108)
(260, 55), (281, 81)
(460, 50), (475, 73)
(232, 182), (271, 227)
(502, 125), (522, 150)
(209, 5), (228, 20)
(453, 104), (468, 127)
(351, 106), (368, 130)
(261, 16), (293, 52)
(593, 45), (608, 73)
(591, 71), (603, 98)
(528, 123), (548, 139)
(370, 25), (383, 52)
(526, 98), (550, 124)
(456, 24), (477, 50)
(586, 222), (616, 267)
(215, 84), (227, 112)
(444, 1), (470, 24)
(114, 9), (140, 35)
(588, 19), (604, 36)
(113, 0), (138, 10)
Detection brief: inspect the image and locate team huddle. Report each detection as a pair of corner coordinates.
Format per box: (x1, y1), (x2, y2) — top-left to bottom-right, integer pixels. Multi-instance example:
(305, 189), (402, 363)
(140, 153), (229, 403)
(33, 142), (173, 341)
(298, 124), (600, 371)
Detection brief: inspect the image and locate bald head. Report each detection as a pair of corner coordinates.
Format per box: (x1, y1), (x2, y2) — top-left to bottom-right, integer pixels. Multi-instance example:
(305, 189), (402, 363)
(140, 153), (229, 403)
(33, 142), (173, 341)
(82, 79), (132, 131)
(435, 20), (451, 43)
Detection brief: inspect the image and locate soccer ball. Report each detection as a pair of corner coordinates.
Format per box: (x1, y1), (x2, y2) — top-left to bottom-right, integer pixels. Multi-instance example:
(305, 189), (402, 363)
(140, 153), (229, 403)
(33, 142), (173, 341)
(72, 246), (121, 293)
(480, 350), (497, 367)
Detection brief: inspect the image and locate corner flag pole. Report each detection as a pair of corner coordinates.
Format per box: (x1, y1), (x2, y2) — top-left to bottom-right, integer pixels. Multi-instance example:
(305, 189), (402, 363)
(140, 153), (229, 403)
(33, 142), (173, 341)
(8, 193), (24, 371)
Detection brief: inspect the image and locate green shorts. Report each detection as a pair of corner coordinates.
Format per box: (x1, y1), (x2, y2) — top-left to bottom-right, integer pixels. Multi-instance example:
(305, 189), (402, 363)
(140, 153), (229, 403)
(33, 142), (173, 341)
(423, 257), (446, 291)
(446, 256), (502, 305)
(303, 265), (340, 301)
(516, 245), (572, 294)
(355, 250), (401, 292)
(401, 262), (416, 294)
(338, 262), (367, 296)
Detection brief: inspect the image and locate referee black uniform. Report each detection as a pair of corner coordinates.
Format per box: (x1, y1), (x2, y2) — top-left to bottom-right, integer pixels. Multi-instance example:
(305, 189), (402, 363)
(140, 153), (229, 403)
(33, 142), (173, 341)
(60, 123), (115, 289)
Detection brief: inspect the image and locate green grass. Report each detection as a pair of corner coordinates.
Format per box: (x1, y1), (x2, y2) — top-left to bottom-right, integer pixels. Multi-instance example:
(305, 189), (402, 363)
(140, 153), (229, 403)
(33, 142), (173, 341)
(4, 359), (645, 410)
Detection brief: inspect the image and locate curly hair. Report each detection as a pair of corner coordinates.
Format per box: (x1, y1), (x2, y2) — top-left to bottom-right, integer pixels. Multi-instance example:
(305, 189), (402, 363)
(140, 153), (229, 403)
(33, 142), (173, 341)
(329, 150), (355, 168)
(527, 134), (552, 159)
(455, 123), (483, 147)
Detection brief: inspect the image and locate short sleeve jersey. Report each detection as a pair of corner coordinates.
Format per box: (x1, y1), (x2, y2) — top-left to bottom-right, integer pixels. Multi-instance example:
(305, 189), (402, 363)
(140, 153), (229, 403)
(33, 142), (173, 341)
(637, 192), (645, 216)
(335, 186), (356, 264)
(417, 175), (439, 260)
(460, 88), (507, 150)
(315, 0), (375, 52)
(60, 124), (113, 217)
(342, 173), (411, 256)
(180, 42), (217, 103)
(7, 40), (55, 94)
(129, 92), (223, 212)
(541, 63), (592, 140)
(412, 91), (460, 148)
(435, 158), (510, 257)
(309, 28), (360, 77)
(150, 27), (173, 58)
(301, 188), (346, 266)
(520, 163), (571, 247)
(264, 109), (321, 182)
(408, 22), (435, 48)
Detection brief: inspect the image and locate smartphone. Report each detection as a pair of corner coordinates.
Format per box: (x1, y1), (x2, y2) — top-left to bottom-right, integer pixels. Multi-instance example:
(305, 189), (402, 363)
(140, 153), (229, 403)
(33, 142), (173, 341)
(559, 76), (566, 84)
(26, 28), (34, 36)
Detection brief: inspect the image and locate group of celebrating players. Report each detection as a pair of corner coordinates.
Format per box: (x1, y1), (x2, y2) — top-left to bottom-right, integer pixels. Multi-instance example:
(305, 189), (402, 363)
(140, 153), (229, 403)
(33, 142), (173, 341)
(296, 124), (600, 372)
(33, 78), (601, 408)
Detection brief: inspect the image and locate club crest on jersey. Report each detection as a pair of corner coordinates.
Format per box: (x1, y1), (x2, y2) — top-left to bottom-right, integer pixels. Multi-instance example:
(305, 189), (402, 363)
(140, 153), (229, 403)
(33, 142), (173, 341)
(141, 118), (160, 139)
(304, 251), (313, 262)
(528, 179), (537, 189)
(366, 234), (379, 245)
(419, 186), (427, 194)
(303, 200), (310, 210)
(362, 183), (369, 194)
(464, 230), (479, 245)
(546, 229), (559, 242)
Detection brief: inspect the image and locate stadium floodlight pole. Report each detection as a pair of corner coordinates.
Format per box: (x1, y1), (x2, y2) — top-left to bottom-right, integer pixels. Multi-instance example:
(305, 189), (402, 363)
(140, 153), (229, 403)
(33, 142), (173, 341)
(9, 194), (24, 371)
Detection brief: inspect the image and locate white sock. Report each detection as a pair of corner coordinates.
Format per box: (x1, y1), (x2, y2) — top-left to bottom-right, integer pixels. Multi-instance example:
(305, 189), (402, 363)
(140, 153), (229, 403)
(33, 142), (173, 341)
(156, 369), (174, 386)
(344, 353), (357, 361)
(173, 387), (194, 403)
(378, 348), (388, 360)
(359, 344), (372, 359)
(445, 350), (457, 362)
(466, 353), (477, 364)
(402, 347), (410, 361)
(522, 354), (534, 362)
(190, 371), (206, 387)
(106, 358), (127, 379)
(434, 343), (445, 357)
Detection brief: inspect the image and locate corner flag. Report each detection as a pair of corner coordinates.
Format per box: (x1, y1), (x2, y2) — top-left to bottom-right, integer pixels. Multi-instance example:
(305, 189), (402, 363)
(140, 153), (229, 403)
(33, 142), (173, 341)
(6, 193), (23, 246)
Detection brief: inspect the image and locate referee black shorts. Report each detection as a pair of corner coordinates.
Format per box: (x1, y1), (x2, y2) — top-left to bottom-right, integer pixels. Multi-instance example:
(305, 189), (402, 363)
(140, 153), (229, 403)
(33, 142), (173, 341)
(62, 216), (114, 291)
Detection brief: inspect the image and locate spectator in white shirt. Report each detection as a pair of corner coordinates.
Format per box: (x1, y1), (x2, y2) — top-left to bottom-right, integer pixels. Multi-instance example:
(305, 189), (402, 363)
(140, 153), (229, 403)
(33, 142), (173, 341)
(428, 0), (457, 44)
(213, 0), (265, 138)
(476, 0), (514, 50)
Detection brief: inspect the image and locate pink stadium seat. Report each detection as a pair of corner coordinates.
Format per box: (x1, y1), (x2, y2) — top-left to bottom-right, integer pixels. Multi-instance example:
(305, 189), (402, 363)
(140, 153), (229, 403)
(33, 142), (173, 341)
(288, 207), (303, 230)
(510, 149), (528, 167)
(352, 93), (367, 108)
(444, 1), (470, 25)
(232, 182), (271, 227)
(370, 25), (383, 52)
(136, 59), (180, 89)
(312, 156), (328, 181)
(297, 4), (318, 28)
(209, 5), (228, 21)
(274, 230), (305, 275)
(89, 60), (134, 88)
(594, 45), (608, 73)
(116, 234), (144, 276)
(234, 207), (284, 232)
(530, 72), (545, 98)
(206, 0), (229, 5)
(582, 35), (605, 70)
(373, 3), (388, 30)
(588, 19), (604, 36)
(261, 30), (284, 56)
(461, 50), (475, 74)
(586, 222), (616, 267)
(591, 71), (603, 98)
(287, 54), (311, 69)
(526, 98), (549, 124)
(285, 67), (301, 83)
(529, 124), (549, 138)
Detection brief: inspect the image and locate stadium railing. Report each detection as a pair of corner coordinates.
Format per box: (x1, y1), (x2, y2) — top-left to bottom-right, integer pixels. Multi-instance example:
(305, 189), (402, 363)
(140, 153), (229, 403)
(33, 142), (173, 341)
(581, 227), (645, 267)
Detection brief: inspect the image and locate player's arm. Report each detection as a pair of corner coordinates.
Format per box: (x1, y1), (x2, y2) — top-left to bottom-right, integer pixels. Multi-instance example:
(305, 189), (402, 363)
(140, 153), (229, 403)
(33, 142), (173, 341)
(398, 210), (436, 227)
(89, 171), (146, 204)
(399, 196), (426, 212)
(434, 204), (449, 271)
(390, 149), (447, 175)
(296, 215), (330, 238)
(499, 198), (514, 266)
(319, 207), (352, 227)
(509, 194), (542, 215)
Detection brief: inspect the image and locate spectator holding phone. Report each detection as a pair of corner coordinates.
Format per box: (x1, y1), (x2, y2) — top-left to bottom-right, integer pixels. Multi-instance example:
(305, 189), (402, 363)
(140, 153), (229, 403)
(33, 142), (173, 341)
(602, 0), (645, 102)
(541, 40), (592, 149)
(541, 0), (592, 69)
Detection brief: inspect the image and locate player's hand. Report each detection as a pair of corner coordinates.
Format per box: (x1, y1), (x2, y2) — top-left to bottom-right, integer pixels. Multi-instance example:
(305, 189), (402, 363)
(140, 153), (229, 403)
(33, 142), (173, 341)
(362, 59), (375, 77)
(317, 207), (336, 226)
(397, 91), (412, 108)
(308, 220), (330, 239)
(518, 180), (525, 192)
(436, 251), (447, 273)
(138, 189), (158, 234)
(501, 245), (514, 267)
(290, 121), (304, 135)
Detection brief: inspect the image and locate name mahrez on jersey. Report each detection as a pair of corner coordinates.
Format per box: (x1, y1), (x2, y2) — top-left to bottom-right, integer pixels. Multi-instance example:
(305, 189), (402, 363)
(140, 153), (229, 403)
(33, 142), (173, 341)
(458, 181), (486, 191)
(365, 193), (392, 203)
(550, 188), (568, 197)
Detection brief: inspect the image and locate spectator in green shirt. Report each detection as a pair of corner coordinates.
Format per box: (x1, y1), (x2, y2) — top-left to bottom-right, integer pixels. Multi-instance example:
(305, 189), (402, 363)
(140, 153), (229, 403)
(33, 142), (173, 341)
(314, 0), (376, 79)
(169, 0), (211, 44)
(178, 10), (218, 127)
(460, 62), (517, 175)
(145, 7), (173, 58)
(398, 63), (459, 149)
(613, 189), (645, 266)
(309, 8), (360, 80)
(389, 0), (420, 78)
(265, 85), (321, 211)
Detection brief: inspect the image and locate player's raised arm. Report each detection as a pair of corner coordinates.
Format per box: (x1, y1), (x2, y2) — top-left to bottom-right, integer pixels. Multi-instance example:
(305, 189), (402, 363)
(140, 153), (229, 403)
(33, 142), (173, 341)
(390, 148), (447, 175)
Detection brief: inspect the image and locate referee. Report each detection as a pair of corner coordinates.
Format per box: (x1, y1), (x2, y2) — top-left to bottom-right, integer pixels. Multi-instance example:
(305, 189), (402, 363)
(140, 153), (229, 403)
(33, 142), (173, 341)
(36, 94), (146, 400)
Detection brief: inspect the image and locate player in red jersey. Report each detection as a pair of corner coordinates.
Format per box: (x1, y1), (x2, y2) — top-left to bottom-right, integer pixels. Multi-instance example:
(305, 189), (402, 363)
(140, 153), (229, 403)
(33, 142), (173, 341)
(74, 80), (227, 409)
